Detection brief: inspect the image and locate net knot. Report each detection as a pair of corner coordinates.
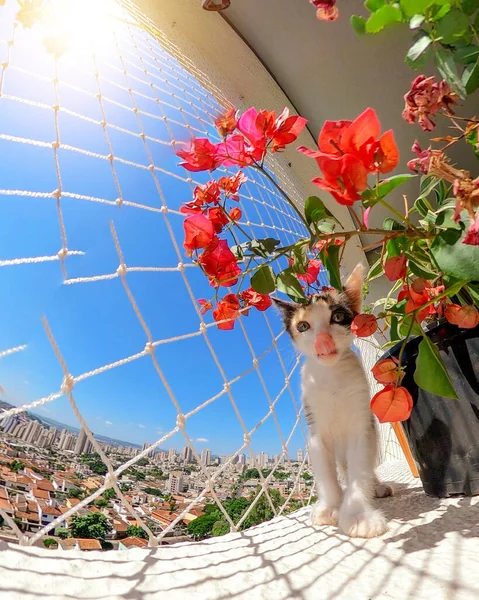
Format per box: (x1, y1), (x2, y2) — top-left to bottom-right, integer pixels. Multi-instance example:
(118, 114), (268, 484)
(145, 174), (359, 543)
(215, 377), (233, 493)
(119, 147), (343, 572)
(148, 164), (155, 171)
(199, 323), (206, 334)
(1, 62), (8, 69)
(107, 153), (114, 163)
(160, 206), (168, 213)
(284, 376), (290, 384)
(176, 414), (185, 428)
(104, 473), (116, 489)
(144, 342), (154, 355)
(51, 141), (60, 149)
(243, 433), (251, 444)
(52, 104), (60, 112)
(115, 197), (123, 207)
(100, 120), (106, 128)
(52, 189), (61, 200)
(61, 374), (75, 394)
(116, 264), (127, 277)
(177, 262), (184, 272)
(223, 382), (230, 392)
(252, 358), (258, 368)
(57, 248), (68, 260)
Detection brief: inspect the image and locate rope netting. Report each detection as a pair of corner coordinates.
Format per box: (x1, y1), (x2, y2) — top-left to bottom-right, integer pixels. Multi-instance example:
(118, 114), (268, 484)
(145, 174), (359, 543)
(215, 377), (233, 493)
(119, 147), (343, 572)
(0, 0), (403, 547)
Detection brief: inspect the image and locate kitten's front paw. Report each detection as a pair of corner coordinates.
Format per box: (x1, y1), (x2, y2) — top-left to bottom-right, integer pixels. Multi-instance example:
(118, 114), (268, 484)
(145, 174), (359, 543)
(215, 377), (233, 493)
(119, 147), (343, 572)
(339, 508), (387, 538)
(375, 482), (393, 498)
(311, 503), (339, 526)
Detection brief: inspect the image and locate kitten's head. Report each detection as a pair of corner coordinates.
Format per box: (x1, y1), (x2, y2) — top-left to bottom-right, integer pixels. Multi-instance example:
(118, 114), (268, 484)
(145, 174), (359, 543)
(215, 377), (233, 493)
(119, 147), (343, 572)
(273, 263), (364, 366)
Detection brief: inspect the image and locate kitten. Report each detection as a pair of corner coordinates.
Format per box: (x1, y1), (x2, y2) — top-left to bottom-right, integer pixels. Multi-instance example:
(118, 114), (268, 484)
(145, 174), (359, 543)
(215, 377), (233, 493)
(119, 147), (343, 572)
(274, 263), (392, 538)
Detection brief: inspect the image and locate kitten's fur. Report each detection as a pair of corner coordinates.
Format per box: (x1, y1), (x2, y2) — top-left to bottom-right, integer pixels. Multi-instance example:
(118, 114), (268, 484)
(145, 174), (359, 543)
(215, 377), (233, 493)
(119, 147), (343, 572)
(275, 264), (392, 538)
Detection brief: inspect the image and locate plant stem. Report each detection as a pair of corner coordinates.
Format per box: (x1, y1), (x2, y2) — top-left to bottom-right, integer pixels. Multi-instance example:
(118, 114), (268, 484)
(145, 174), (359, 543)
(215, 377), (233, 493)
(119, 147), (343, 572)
(378, 197), (422, 235)
(253, 164), (314, 236)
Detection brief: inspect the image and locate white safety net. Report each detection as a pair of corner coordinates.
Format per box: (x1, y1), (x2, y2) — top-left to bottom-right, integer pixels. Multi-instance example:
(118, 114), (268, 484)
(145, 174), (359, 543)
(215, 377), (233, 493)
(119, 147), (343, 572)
(0, 0), (403, 547)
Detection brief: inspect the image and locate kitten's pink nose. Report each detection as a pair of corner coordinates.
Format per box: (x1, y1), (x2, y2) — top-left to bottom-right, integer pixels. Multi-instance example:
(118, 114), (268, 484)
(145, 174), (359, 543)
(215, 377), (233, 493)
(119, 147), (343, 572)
(315, 332), (336, 356)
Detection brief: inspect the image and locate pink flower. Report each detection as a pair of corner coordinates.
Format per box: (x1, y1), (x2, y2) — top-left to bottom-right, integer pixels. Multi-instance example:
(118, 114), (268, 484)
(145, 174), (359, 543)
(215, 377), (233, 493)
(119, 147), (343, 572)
(407, 140), (441, 174)
(214, 135), (253, 167)
(183, 214), (215, 250)
(463, 209), (479, 246)
(310, 0), (338, 21)
(176, 138), (220, 172)
(402, 76), (458, 132)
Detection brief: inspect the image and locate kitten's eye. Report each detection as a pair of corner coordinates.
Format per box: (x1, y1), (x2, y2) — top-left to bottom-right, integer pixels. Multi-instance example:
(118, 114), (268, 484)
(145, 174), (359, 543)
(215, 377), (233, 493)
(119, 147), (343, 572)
(331, 311), (345, 324)
(296, 321), (310, 333)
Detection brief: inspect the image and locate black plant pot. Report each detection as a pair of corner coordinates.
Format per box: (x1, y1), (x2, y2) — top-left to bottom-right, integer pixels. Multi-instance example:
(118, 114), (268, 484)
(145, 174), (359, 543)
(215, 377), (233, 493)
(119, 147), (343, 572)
(380, 322), (479, 498)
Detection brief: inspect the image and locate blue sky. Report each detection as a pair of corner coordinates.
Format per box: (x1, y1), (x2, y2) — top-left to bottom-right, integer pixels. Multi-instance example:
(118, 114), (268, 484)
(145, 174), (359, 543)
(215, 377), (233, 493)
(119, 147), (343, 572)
(0, 3), (322, 459)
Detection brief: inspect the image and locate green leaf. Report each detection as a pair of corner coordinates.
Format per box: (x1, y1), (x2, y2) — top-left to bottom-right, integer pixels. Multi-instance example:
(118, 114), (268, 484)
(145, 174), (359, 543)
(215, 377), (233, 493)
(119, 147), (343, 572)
(435, 48), (467, 98)
(383, 217), (405, 231)
(251, 265), (276, 294)
(466, 282), (479, 305)
(367, 258), (384, 281)
(248, 238), (281, 258)
(399, 314), (423, 337)
(400, 0), (434, 18)
(463, 59), (479, 95)
(454, 44), (479, 65)
(351, 14), (367, 35)
(390, 315), (400, 343)
(466, 126), (479, 158)
(431, 3), (451, 22)
(462, 0), (478, 15)
(435, 8), (469, 44)
(418, 174), (440, 199)
(407, 35), (432, 62)
(414, 197), (430, 217)
(414, 336), (458, 399)
(365, 4), (404, 33)
(276, 269), (306, 303)
(362, 174), (416, 208)
(407, 257), (437, 279)
(304, 196), (341, 227)
(291, 243), (308, 275)
(365, 0), (385, 10)
(320, 244), (342, 291)
(431, 228), (479, 280)
(410, 14), (426, 29)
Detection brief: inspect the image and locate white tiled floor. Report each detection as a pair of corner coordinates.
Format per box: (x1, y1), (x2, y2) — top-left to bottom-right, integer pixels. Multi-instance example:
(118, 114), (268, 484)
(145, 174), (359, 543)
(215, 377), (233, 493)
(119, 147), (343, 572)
(2, 462), (479, 600)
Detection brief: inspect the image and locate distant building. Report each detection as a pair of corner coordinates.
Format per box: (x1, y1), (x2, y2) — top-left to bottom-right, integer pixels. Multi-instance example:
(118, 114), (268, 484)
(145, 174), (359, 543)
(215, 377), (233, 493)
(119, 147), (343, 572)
(237, 453), (246, 466)
(258, 452), (268, 469)
(200, 449), (211, 466)
(297, 449), (304, 463)
(74, 428), (89, 455)
(182, 446), (193, 464)
(168, 448), (176, 462)
(168, 471), (185, 494)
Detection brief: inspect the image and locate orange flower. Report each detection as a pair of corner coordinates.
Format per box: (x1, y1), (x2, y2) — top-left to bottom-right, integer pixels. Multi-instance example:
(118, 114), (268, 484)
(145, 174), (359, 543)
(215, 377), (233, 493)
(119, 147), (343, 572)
(217, 171), (247, 201)
(198, 299), (213, 315)
(351, 314), (378, 337)
(370, 385), (413, 423)
(215, 108), (238, 137)
(241, 288), (272, 312)
(384, 256), (407, 282)
(208, 207), (229, 234)
(183, 214), (215, 250)
(371, 359), (403, 385)
(446, 304), (479, 329)
(229, 207), (242, 221)
(311, 153), (368, 206)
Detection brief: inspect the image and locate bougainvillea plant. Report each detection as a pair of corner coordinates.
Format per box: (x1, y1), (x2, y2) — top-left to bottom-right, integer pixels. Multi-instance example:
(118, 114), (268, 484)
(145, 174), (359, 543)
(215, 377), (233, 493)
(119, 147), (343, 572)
(176, 84), (479, 425)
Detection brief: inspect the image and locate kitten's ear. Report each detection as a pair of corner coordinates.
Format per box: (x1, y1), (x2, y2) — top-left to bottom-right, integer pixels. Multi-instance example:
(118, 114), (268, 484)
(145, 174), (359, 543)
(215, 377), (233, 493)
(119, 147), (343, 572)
(272, 297), (298, 328)
(344, 263), (364, 314)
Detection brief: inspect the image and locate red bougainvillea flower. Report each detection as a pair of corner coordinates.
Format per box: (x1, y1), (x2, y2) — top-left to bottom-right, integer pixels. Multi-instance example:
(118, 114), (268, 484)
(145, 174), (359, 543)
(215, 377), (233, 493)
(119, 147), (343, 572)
(371, 358), (404, 385)
(407, 140), (441, 174)
(312, 153), (368, 205)
(310, 0), (338, 21)
(217, 171), (247, 201)
(208, 207), (229, 234)
(297, 259), (322, 285)
(215, 108), (238, 137)
(398, 279), (444, 322)
(198, 299), (213, 315)
(446, 304), (479, 328)
(370, 385), (413, 423)
(299, 108), (398, 175)
(199, 239), (242, 287)
(183, 213), (215, 250)
(213, 294), (240, 330)
(270, 107), (308, 152)
(229, 207), (242, 221)
(180, 202), (203, 215)
(402, 75), (458, 132)
(214, 134), (253, 167)
(384, 256), (407, 282)
(241, 287), (272, 311)
(237, 107), (307, 160)
(176, 138), (220, 172)
(351, 314), (378, 337)
(463, 210), (479, 246)
(194, 181), (221, 206)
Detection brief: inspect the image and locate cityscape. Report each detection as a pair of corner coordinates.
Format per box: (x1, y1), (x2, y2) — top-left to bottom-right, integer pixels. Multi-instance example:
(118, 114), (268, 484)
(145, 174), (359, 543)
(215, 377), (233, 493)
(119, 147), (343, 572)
(0, 401), (313, 551)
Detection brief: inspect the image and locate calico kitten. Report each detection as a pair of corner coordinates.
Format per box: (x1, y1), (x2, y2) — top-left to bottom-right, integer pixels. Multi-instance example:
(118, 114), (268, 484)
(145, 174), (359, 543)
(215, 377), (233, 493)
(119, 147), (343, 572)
(274, 263), (392, 538)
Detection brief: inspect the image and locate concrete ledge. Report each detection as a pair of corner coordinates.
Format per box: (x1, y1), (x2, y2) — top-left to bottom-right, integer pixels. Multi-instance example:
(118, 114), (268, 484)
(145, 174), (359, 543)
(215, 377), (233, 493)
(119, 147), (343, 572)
(2, 461), (479, 599)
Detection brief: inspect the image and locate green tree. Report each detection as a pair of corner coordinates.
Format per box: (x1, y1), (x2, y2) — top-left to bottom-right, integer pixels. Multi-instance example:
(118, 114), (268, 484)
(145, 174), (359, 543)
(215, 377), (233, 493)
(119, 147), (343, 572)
(242, 468), (260, 480)
(103, 488), (116, 500)
(88, 460), (107, 476)
(242, 488), (284, 529)
(187, 511), (220, 540)
(143, 487), (163, 497)
(273, 471), (290, 480)
(224, 497), (248, 523)
(136, 458), (149, 467)
(302, 473), (313, 480)
(69, 512), (111, 540)
(43, 538), (58, 548)
(56, 528), (71, 540)
(126, 525), (148, 539)
(9, 460), (25, 473)
(68, 488), (84, 500)
(94, 498), (108, 508)
(212, 519), (230, 537)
